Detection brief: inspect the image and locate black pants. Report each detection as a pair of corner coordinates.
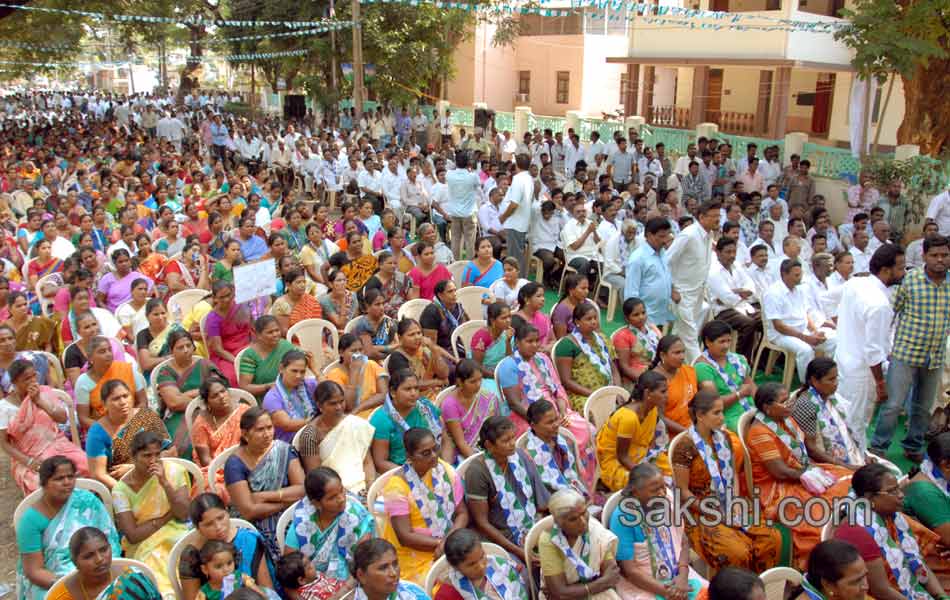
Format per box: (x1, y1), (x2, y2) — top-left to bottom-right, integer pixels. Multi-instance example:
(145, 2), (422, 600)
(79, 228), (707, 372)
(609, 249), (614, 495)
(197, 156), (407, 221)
(714, 307), (762, 365)
(534, 248), (563, 287)
(569, 256), (600, 289)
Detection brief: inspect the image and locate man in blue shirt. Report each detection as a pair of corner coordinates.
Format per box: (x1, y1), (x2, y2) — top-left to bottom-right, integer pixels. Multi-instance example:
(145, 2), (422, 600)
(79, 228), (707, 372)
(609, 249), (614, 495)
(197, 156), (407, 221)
(625, 216), (675, 326)
(444, 152), (481, 260)
(209, 114), (230, 162)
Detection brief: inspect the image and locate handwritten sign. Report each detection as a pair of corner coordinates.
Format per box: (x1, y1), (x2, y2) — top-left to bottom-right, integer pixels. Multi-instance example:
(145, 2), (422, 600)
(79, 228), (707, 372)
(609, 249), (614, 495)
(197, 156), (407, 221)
(234, 258), (277, 304)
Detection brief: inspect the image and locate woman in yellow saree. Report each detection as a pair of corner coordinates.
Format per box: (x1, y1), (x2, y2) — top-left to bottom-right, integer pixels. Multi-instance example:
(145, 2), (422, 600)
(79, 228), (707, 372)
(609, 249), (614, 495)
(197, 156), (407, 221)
(112, 428), (192, 599)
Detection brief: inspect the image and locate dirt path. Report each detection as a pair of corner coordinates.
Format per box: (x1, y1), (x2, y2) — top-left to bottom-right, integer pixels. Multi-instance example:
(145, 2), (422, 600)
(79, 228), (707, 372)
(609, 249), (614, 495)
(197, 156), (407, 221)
(0, 453), (22, 597)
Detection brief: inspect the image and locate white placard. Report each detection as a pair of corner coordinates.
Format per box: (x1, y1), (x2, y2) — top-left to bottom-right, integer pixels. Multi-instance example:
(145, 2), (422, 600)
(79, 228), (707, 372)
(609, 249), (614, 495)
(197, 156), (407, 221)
(234, 258), (277, 304)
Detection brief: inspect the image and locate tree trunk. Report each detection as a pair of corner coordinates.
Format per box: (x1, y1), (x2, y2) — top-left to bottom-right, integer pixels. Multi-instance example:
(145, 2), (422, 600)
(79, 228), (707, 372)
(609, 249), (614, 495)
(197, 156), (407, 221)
(897, 56), (950, 156)
(178, 25), (205, 101)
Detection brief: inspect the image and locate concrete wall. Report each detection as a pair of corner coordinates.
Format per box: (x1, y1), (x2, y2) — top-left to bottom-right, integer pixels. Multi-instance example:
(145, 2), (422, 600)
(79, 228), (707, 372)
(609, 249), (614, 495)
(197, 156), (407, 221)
(654, 67), (677, 106)
(447, 35), (477, 107)
(514, 35), (585, 115)
(579, 35), (628, 115)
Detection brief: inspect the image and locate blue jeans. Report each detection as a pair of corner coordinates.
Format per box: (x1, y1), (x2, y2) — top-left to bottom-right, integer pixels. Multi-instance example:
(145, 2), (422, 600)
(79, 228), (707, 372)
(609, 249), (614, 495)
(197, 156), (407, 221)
(870, 358), (942, 455)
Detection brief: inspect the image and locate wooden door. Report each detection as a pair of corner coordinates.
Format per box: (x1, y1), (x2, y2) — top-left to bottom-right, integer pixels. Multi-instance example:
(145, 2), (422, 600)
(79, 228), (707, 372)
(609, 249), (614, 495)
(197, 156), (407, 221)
(811, 73), (835, 135)
(705, 69), (723, 124)
(711, 0), (730, 10)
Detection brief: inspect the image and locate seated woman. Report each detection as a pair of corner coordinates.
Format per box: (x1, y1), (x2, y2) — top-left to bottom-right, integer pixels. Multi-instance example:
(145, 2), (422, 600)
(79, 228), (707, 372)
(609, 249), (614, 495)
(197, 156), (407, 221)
(363, 251), (416, 320)
(470, 301), (513, 380)
(0, 325), (55, 395)
(523, 400), (590, 498)
(611, 298), (661, 389)
(0, 359), (88, 494)
(112, 430), (191, 597)
(155, 330), (224, 458)
(903, 433), (950, 547)
(388, 318), (451, 403)
(224, 406), (305, 564)
(407, 241), (452, 301)
(382, 427), (469, 585)
(514, 282), (554, 351)
(671, 390), (782, 573)
(609, 463), (707, 600)
(597, 371), (672, 491)
(135, 299), (185, 381)
(791, 357), (871, 470)
(75, 337), (148, 432)
(554, 302), (622, 412)
(352, 289), (397, 362)
(297, 381), (376, 494)
(745, 382), (853, 569)
(551, 274), (590, 340)
(63, 311), (127, 391)
(205, 280), (253, 387)
(27, 238), (64, 290)
(834, 463), (949, 599)
(191, 376), (250, 490)
(319, 269), (360, 333)
(97, 248), (153, 312)
(339, 231), (378, 292)
(693, 321), (755, 433)
(262, 350), (318, 443)
(323, 333), (388, 416)
(271, 269), (323, 336)
(115, 278), (150, 342)
(16, 457), (120, 600)
(441, 359), (501, 463)
(419, 279), (468, 370)
(461, 237), (503, 288)
(488, 257), (528, 311)
(369, 369), (446, 472)
(239, 315), (301, 400)
(539, 488), (621, 600)
(497, 323), (597, 490)
(790, 540), (869, 600)
(58, 286), (95, 347)
(283, 466), (375, 586)
(351, 539), (429, 600)
(212, 239), (242, 283)
(45, 527), (162, 600)
(178, 493), (274, 600)
(162, 239), (210, 296)
(464, 416), (551, 564)
(9, 291), (57, 353)
(433, 528), (528, 600)
(648, 336), (697, 438)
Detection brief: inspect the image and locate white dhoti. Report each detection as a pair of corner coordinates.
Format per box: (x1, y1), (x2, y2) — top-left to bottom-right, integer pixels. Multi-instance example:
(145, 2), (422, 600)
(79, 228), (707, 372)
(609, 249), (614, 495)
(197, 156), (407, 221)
(768, 327), (836, 384)
(672, 288), (706, 363)
(837, 366), (876, 453)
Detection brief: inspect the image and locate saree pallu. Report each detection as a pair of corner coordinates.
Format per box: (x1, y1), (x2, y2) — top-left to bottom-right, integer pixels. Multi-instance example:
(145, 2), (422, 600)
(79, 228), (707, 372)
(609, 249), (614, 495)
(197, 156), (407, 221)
(745, 421), (853, 569)
(154, 357), (221, 458)
(16, 489), (121, 600)
(247, 440), (295, 564)
(342, 255), (377, 292)
(112, 462), (191, 597)
(207, 305), (252, 387)
(288, 497), (375, 582)
(596, 406), (671, 492)
(15, 317), (57, 353)
(670, 434), (785, 572)
(110, 409), (171, 468)
(613, 520), (706, 600)
(392, 347), (441, 402)
(297, 414), (375, 493)
(564, 335), (613, 413)
(441, 391), (498, 464)
(190, 404), (249, 503)
(45, 566), (162, 600)
(88, 361), (138, 419)
(287, 294), (323, 328)
(6, 386), (89, 494)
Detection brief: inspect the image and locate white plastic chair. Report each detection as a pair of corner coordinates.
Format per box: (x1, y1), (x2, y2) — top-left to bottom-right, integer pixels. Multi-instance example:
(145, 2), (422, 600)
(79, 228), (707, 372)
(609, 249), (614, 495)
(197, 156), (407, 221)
(168, 288), (207, 322)
(760, 566), (804, 600)
(49, 389), (80, 449)
(91, 307), (122, 339)
(434, 385), (457, 408)
(39, 351), (65, 388)
(751, 309), (796, 389)
(162, 457), (207, 494)
(601, 490), (623, 526)
(166, 518), (257, 600)
(343, 317), (361, 334)
(737, 410), (758, 493)
(397, 298), (430, 322)
(322, 359), (341, 377)
(524, 516), (555, 600)
(233, 347), (250, 383)
(48, 559), (159, 598)
(424, 543), (509, 597)
(456, 451), (483, 483)
(14, 478), (113, 529)
(229, 387), (258, 407)
(447, 260), (469, 287)
(450, 319), (485, 361)
(287, 318), (339, 372)
(583, 386), (629, 431)
(456, 285), (489, 321)
(276, 503), (297, 552)
(35, 273), (60, 316)
(207, 445), (240, 494)
(366, 466), (400, 532)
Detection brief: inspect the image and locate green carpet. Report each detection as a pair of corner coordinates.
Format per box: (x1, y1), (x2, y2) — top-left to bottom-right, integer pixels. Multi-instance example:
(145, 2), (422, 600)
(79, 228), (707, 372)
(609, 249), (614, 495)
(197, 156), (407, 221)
(539, 288), (913, 474)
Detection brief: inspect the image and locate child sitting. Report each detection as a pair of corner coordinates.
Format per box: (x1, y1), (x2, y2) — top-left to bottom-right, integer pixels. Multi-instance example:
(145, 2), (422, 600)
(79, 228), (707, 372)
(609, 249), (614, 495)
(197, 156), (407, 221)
(276, 551), (354, 600)
(196, 541), (265, 600)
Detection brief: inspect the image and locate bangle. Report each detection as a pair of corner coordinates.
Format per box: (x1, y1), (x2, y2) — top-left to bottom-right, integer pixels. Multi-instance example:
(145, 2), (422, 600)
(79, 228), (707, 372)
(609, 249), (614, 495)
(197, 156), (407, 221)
(278, 490), (283, 502)
(584, 584), (591, 599)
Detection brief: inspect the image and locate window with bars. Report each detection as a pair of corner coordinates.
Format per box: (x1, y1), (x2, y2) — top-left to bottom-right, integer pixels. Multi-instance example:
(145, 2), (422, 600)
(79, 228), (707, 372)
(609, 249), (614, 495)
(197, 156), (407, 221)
(556, 71), (570, 104)
(518, 71), (531, 96)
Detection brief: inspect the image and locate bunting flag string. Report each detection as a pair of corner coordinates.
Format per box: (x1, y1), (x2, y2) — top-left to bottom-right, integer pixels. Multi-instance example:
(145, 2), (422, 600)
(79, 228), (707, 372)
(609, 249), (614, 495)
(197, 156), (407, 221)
(187, 48), (312, 63)
(215, 23), (354, 43)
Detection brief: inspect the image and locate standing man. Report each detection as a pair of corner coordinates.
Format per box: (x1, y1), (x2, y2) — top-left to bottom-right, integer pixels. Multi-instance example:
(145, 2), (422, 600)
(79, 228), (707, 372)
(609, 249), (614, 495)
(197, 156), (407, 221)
(499, 154), (533, 276)
(445, 153), (481, 261)
(926, 185), (950, 236)
(607, 137), (634, 192)
(625, 217), (675, 329)
(439, 110), (453, 147)
(209, 114), (230, 163)
(870, 235), (950, 462)
(666, 200), (720, 362)
(834, 244), (904, 452)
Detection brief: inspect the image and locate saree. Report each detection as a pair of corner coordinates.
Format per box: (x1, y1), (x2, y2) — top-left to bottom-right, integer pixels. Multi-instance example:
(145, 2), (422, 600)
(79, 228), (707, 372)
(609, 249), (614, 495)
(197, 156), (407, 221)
(670, 431), (785, 571)
(597, 406), (672, 492)
(383, 460), (464, 585)
(206, 304), (252, 386)
(523, 429), (587, 497)
(16, 489), (121, 600)
(611, 324), (661, 384)
(91, 408), (170, 469)
(325, 361), (387, 417)
(342, 255), (378, 292)
(275, 294), (323, 328)
(694, 354), (753, 433)
(191, 403), (250, 478)
(116, 303), (148, 340)
(241, 440), (295, 564)
(137, 254), (167, 284)
(462, 260), (503, 288)
(145, 323), (186, 359)
(538, 519), (620, 600)
(0, 351), (51, 396)
(286, 496), (375, 582)
(355, 315), (397, 351)
(154, 358), (222, 457)
(15, 317), (57, 352)
(112, 461), (192, 597)
(391, 347), (440, 401)
(5, 386), (89, 494)
(441, 390), (499, 463)
(239, 339), (297, 394)
(45, 566), (162, 600)
(296, 415), (375, 493)
(85, 361), (138, 419)
(470, 330), (509, 372)
(554, 333), (615, 412)
(745, 419), (853, 569)
(366, 274), (413, 319)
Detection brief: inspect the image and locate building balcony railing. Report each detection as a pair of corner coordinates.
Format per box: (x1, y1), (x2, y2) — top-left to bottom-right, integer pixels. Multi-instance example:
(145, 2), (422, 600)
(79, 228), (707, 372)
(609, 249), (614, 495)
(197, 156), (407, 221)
(705, 110), (760, 135)
(648, 105), (691, 129)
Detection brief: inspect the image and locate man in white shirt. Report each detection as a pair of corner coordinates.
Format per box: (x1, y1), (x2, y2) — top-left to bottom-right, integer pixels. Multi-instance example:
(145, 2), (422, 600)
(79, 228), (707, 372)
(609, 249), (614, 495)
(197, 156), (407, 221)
(667, 199), (720, 362)
(381, 157), (405, 221)
(673, 144), (698, 179)
(759, 145), (782, 189)
(296, 146), (321, 193)
(499, 154), (535, 275)
(746, 244), (775, 300)
(412, 109), (429, 148)
(357, 157), (384, 212)
(762, 259), (837, 382)
(401, 166), (430, 227)
(849, 229), (873, 275)
(445, 153), (482, 261)
(637, 147), (663, 186)
(478, 187), (505, 242)
(835, 244), (905, 451)
(585, 132), (605, 166)
(707, 236), (761, 362)
(925, 188), (950, 235)
(867, 220), (891, 254)
(529, 200), (564, 288)
(769, 236), (808, 279)
(439, 110), (453, 147)
(905, 221), (939, 270)
(560, 201), (602, 286)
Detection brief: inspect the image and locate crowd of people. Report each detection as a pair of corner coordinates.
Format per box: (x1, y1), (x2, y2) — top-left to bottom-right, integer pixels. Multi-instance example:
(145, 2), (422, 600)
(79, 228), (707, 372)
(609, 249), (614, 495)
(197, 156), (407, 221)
(2, 88), (949, 600)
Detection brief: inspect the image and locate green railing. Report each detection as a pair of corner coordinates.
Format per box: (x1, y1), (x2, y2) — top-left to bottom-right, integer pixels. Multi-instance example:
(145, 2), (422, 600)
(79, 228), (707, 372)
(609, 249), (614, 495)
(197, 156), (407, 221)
(450, 107), (474, 127)
(718, 133), (785, 164)
(495, 111), (515, 133)
(579, 118), (621, 141)
(801, 143), (862, 180)
(528, 113), (567, 134)
(641, 126), (693, 157)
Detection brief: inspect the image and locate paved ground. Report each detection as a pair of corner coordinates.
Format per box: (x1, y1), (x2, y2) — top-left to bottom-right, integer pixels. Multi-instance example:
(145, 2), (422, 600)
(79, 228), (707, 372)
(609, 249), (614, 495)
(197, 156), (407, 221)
(0, 453), (20, 597)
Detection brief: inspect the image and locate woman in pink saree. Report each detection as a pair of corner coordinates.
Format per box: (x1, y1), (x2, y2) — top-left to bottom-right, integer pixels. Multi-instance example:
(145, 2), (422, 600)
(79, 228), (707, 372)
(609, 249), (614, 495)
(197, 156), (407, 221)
(0, 358), (88, 494)
(204, 281), (253, 386)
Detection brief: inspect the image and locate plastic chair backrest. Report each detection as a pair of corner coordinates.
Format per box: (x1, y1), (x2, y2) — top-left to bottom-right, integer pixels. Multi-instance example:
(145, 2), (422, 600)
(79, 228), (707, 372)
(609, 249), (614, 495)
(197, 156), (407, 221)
(166, 518), (257, 599)
(424, 543), (509, 597)
(91, 307), (122, 338)
(14, 478), (113, 530)
(456, 286), (489, 322)
(397, 298), (430, 322)
(760, 567), (804, 600)
(287, 318), (339, 371)
(583, 386), (629, 431)
(366, 466), (400, 532)
(207, 445), (240, 494)
(523, 516), (555, 600)
(450, 319), (485, 361)
(737, 410), (757, 492)
(447, 261), (469, 287)
(601, 490), (623, 526)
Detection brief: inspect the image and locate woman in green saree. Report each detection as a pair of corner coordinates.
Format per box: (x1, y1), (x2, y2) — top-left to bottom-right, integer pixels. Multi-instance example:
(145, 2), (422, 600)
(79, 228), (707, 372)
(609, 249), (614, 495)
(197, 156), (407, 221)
(554, 302), (622, 412)
(238, 316), (299, 400)
(17, 456), (121, 600)
(693, 320), (756, 433)
(154, 329), (225, 458)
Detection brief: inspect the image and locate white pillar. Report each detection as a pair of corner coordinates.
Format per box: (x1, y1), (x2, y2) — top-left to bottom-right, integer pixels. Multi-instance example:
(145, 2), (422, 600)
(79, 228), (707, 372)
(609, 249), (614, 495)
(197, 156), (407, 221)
(566, 110), (582, 135)
(894, 144), (920, 161)
(784, 132), (809, 166)
(696, 122), (719, 141)
(515, 106), (531, 140)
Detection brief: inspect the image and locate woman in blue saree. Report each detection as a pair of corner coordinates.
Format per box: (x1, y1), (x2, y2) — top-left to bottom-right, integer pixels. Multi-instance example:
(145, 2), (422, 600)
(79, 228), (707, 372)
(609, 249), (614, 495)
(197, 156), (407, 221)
(461, 237), (504, 289)
(224, 406), (306, 564)
(16, 456), (120, 600)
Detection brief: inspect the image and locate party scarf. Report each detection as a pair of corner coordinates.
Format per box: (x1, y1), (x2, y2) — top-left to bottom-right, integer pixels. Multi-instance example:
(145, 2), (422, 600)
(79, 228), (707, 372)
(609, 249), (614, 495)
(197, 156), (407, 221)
(851, 504), (930, 600)
(523, 429), (585, 494)
(549, 524), (597, 581)
(384, 394), (443, 444)
(806, 387), (862, 467)
(484, 452), (537, 545)
(700, 350), (752, 412)
(444, 554), (526, 600)
(275, 377), (315, 421)
(921, 456), (950, 497)
(571, 331), (611, 381)
(687, 426), (736, 508)
(755, 412), (809, 468)
(401, 461), (454, 538)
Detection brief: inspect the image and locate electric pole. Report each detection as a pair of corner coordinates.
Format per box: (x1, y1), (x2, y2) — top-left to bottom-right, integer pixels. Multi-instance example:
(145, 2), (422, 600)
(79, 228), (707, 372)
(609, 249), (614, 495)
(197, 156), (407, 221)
(351, 0), (364, 122)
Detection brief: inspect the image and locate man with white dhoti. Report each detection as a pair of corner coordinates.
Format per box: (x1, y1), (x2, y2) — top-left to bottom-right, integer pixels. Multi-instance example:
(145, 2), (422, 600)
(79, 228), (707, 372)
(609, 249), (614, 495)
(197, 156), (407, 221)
(834, 244), (904, 451)
(666, 200), (720, 362)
